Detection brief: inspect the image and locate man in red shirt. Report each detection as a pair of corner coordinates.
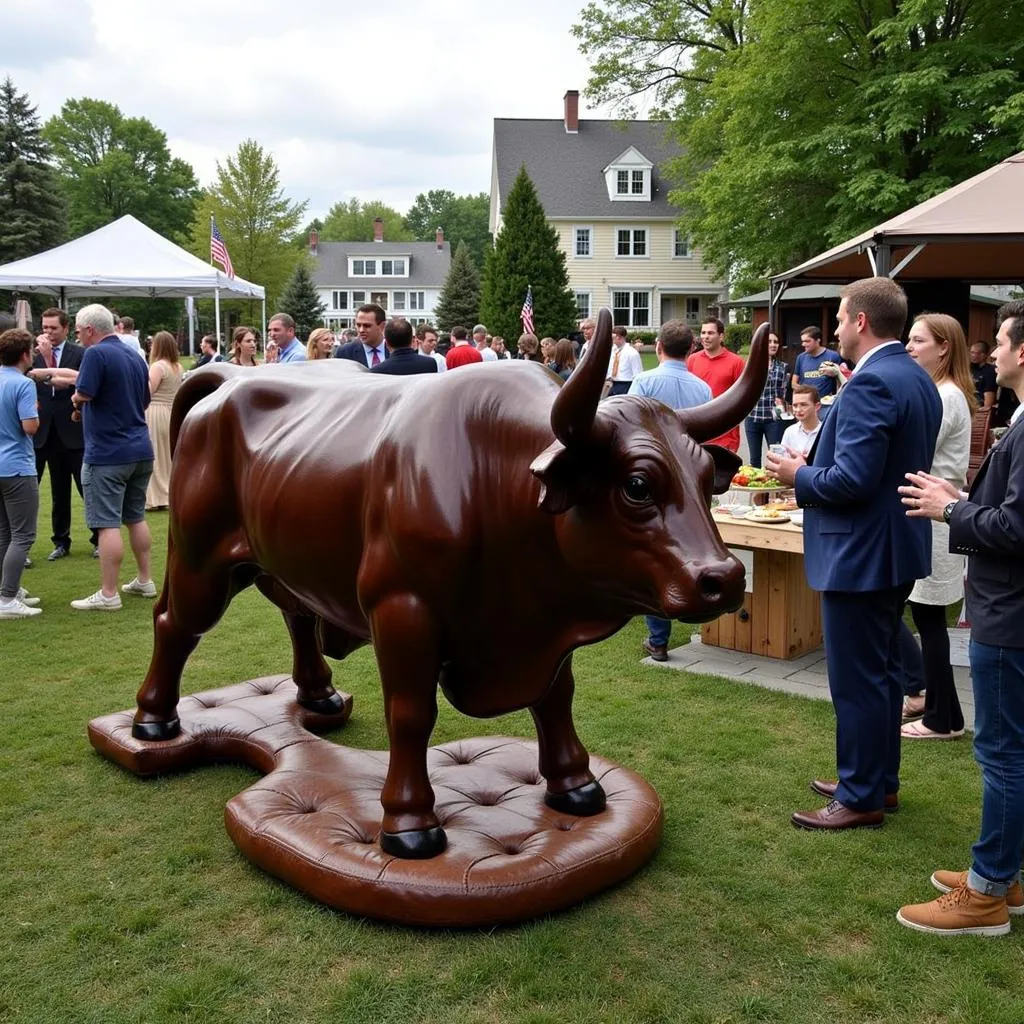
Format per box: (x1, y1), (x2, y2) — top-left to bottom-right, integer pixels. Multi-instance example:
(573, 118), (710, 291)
(686, 318), (744, 451)
(445, 326), (484, 370)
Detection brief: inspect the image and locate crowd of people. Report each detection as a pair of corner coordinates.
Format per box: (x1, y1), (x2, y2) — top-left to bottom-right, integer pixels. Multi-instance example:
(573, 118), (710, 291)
(2, 287), (1023, 940)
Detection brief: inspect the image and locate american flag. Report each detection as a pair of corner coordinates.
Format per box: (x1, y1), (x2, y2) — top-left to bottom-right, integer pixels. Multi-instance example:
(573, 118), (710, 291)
(210, 217), (234, 278)
(520, 285), (534, 335)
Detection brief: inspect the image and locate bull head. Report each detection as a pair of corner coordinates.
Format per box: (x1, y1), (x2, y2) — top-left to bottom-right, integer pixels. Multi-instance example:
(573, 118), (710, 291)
(531, 313), (771, 512)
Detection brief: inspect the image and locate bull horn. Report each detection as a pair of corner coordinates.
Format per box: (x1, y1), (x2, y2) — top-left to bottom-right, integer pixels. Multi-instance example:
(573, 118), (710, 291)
(550, 306), (613, 446)
(677, 322), (771, 443)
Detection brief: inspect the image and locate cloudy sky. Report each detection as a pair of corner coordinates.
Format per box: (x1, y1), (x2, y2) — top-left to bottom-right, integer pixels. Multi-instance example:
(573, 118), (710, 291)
(3, 0), (634, 221)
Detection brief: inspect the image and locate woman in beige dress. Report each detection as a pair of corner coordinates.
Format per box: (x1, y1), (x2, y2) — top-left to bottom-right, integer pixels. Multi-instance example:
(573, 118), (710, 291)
(145, 331), (183, 510)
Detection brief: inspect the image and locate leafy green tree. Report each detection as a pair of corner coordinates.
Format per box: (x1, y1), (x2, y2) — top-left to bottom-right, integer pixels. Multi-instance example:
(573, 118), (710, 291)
(321, 198), (413, 242)
(575, 0), (1024, 283)
(479, 167), (577, 346)
(405, 190), (491, 266)
(278, 259), (326, 339)
(43, 98), (198, 241)
(0, 77), (65, 263)
(433, 241), (480, 331)
(187, 139), (307, 311)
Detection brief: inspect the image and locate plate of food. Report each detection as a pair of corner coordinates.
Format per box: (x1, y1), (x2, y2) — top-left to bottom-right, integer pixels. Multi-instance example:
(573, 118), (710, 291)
(745, 508), (791, 524)
(730, 465), (785, 490)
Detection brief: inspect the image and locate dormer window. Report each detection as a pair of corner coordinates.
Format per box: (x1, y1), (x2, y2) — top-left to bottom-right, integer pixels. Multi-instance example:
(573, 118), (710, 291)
(349, 257), (408, 277)
(604, 147), (653, 202)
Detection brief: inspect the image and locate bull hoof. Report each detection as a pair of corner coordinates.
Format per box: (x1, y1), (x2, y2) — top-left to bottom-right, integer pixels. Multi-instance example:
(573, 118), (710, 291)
(545, 780), (606, 817)
(380, 826), (447, 860)
(297, 690), (346, 716)
(131, 717), (181, 742)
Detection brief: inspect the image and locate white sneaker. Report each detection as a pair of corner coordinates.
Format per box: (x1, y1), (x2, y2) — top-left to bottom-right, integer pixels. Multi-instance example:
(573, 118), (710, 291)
(16, 587), (41, 607)
(0, 598), (42, 619)
(70, 589), (122, 611)
(121, 577), (157, 598)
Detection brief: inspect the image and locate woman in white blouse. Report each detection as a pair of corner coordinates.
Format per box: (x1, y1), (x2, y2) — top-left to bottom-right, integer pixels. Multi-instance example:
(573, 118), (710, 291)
(900, 313), (976, 739)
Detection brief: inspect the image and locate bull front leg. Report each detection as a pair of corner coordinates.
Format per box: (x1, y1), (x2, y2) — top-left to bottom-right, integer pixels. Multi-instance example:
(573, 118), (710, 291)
(531, 656), (606, 816)
(370, 591), (446, 859)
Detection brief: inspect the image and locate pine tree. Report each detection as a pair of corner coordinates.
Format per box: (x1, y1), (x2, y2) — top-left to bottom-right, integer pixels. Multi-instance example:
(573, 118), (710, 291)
(433, 240), (480, 331)
(0, 77), (64, 264)
(278, 260), (326, 339)
(479, 166), (577, 349)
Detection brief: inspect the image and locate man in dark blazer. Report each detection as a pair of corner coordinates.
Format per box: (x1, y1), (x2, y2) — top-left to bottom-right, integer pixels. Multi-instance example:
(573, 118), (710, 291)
(335, 303), (389, 368)
(371, 318), (436, 376)
(767, 277), (941, 830)
(30, 308), (97, 559)
(897, 299), (1024, 936)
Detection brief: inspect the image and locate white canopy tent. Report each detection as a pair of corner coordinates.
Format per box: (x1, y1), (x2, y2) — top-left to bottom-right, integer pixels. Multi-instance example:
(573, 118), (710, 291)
(0, 214), (265, 350)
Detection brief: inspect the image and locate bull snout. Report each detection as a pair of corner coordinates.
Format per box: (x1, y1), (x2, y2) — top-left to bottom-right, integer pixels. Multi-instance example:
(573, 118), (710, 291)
(661, 553), (746, 624)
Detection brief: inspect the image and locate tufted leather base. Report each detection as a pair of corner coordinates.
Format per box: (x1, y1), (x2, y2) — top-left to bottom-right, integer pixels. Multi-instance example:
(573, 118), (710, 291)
(88, 677), (663, 926)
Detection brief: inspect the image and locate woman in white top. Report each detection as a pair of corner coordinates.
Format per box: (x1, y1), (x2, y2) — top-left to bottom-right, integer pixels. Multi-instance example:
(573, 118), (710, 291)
(900, 313), (976, 739)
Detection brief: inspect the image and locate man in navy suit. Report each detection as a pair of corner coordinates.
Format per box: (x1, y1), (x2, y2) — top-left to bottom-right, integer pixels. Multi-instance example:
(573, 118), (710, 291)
(897, 300), (1024, 935)
(30, 308), (98, 559)
(767, 277), (941, 830)
(335, 303), (389, 368)
(371, 318), (437, 376)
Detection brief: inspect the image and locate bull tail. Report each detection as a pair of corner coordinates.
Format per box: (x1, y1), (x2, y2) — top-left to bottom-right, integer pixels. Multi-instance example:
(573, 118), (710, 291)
(170, 363), (246, 455)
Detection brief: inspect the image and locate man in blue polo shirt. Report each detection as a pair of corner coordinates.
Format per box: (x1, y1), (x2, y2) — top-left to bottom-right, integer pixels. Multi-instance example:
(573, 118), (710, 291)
(267, 312), (306, 363)
(629, 319), (713, 661)
(69, 304), (156, 611)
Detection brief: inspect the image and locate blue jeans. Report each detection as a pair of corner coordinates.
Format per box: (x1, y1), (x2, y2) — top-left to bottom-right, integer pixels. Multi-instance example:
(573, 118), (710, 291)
(645, 616), (670, 647)
(743, 417), (784, 469)
(968, 640), (1024, 896)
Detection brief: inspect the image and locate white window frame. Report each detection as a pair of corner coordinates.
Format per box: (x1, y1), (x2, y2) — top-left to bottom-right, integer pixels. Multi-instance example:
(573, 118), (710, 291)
(574, 290), (592, 321)
(611, 289), (651, 328)
(615, 227), (648, 258)
(616, 170), (629, 195)
(631, 169), (645, 195)
(408, 291), (425, 311)
(391, 290), (406, 311)
(349, 258), (379, 277)
(332, 290), (348, 311)
(673, 230), (691, 258)
(351, 290), (366, 305)
(573, 225), (593, 258)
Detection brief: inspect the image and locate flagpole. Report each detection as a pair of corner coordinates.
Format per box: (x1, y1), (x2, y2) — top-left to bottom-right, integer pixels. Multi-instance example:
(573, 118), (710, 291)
(214, 287), (221, 354)
(209, 215), (215, 266)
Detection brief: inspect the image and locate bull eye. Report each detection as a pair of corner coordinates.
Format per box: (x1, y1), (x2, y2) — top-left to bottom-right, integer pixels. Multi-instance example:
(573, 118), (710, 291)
(623, 475), (652, 505)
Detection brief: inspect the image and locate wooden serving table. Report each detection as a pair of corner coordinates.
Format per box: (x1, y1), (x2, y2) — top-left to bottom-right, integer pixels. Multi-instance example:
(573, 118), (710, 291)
(701, 512), (822, 660)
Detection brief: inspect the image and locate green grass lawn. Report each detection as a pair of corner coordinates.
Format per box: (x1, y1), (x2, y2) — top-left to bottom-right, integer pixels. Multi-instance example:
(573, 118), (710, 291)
(2, 493), (1022, 1024)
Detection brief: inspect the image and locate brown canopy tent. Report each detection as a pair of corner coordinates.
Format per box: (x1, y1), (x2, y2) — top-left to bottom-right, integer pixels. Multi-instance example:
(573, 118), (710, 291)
(769, 150), (1024, 327)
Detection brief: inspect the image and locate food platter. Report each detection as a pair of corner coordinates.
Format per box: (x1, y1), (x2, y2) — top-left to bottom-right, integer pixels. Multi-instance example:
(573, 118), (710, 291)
(730, 483), (786, 492)
(745, 509), (791, 524)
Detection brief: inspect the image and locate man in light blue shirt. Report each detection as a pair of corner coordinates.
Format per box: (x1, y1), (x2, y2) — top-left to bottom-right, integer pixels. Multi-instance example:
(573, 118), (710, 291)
(629, 319), (713, 661)
(268, 313), (306, 363)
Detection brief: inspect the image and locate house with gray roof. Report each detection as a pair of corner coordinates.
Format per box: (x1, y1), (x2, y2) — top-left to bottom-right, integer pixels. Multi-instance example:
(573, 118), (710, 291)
(308, 220), (451, 330)
(490, 91), (726, 331)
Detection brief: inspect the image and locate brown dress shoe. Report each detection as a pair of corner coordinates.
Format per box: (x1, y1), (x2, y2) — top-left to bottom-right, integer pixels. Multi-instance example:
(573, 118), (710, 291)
(642, 639), (668, 662)
(792, 799), (885, 831)
(810, 778), (898, 812)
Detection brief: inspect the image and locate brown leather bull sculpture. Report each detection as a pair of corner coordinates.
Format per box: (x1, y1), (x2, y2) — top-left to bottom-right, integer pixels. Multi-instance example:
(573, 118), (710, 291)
(133, 310), (769, 859)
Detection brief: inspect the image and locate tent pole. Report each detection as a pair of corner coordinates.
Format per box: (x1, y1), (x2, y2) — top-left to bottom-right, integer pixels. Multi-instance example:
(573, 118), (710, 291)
(262, 296), (266, 354)
(59, 286), (66, 311)
(187, 297), (195, 356)
(214, 288), (222, 354)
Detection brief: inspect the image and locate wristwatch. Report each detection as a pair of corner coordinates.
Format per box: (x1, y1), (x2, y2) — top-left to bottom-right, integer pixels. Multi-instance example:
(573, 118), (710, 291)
(942, 500), (959, 524)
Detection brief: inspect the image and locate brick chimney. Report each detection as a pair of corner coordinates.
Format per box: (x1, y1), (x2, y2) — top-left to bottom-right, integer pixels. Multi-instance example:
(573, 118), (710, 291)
(564, 90), (579, 134)
(435, 226), (444, 251)
(309, 229), (319, 255)
(373, 217), (384, 242)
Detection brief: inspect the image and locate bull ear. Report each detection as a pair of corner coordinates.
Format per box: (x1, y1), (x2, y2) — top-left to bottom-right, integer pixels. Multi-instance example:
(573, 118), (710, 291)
(530, 440), (586, 514)
(703, 444), (742, 495)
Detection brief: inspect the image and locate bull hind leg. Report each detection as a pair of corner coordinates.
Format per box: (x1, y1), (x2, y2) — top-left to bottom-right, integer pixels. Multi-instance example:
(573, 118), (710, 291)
(132, 556), (258, 741)
(370, 592), (446, 859)
(530, 657), (606, 816)
(279, 610), (346, 715)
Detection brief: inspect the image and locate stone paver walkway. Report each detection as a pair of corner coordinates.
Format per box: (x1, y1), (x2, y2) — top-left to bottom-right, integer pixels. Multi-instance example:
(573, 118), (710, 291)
(645, 628), (976, 732)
